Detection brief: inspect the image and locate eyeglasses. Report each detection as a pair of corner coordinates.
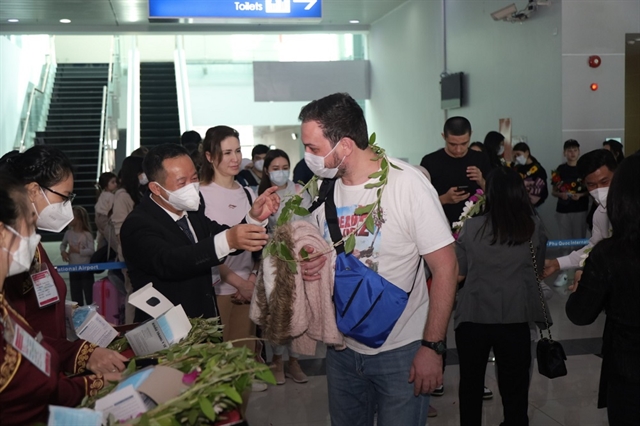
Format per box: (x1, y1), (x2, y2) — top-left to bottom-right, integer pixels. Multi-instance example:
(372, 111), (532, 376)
(42, 186), (76, 205)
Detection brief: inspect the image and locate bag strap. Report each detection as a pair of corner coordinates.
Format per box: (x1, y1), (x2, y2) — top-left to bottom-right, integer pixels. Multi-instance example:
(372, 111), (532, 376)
(243, 187), (254, 206)
(529, 239), (553, 341)
(308, 178), (336, 213)
(324, 181), (345, 254)
(324, 181), (421, 294)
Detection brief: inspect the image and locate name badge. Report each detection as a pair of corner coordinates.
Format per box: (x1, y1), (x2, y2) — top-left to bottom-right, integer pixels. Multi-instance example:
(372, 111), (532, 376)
(7, 320), (52, 377)
(31, 264), (60, 308)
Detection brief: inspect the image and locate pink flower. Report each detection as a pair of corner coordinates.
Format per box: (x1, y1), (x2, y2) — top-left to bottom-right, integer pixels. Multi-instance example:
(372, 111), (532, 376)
(453, 232), (460, 240)
(476, 189), (484, 195)
(469, 196), (478, 203)
(182, 368), (201, 385)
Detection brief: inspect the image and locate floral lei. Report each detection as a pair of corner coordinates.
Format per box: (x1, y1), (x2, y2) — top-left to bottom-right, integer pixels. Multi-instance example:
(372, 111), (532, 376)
(452, 189), (486, 240)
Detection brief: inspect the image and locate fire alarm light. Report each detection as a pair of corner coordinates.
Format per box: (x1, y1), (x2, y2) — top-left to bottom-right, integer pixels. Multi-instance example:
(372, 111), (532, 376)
(590, 83), (599, 91)
(588, 55), (601, 68)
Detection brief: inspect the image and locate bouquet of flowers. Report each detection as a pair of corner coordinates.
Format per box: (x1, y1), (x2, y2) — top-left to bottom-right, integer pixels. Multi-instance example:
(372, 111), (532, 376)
(551, 170), (584, 194)
(452, 189), (485, 239)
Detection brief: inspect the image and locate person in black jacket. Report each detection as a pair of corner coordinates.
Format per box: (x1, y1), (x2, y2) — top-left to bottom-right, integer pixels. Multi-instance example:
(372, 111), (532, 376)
(121, 144), (279, 322)
(566, 155), (640, 425)
(512, 142), (548, 208)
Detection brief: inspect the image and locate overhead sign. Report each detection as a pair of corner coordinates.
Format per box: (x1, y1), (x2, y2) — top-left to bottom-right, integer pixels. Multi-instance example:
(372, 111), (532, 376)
(149, 0), (322, 20)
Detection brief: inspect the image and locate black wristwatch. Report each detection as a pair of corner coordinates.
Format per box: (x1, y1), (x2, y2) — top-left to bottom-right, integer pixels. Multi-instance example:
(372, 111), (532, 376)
(421, 340), (447, 355)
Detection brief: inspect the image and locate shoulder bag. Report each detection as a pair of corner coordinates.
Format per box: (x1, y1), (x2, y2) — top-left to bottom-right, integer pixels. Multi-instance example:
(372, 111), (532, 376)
(529, 240), (568, 379)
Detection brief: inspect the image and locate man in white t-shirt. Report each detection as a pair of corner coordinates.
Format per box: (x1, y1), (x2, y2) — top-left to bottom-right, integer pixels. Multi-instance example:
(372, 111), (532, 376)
(298, 93), (458, 426)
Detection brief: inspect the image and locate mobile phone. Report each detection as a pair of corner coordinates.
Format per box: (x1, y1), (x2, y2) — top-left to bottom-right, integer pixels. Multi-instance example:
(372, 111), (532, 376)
(457, 185), (469, 191)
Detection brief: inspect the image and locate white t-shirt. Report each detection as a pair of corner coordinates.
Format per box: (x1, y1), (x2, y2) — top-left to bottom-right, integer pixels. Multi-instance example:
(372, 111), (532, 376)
(311, 158), (453, 355)
(200, 182), (256, 296)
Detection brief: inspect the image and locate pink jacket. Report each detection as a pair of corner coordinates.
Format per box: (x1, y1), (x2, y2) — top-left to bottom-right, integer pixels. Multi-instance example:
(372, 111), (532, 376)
(250, 221), (345, 355)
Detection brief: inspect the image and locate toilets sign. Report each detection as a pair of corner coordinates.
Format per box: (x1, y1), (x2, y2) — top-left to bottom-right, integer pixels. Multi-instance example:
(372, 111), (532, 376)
(149, 0), (322, 19)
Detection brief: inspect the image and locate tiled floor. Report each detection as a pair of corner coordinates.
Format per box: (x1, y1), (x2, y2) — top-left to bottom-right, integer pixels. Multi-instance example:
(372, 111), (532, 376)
(43, 243), (610, 425)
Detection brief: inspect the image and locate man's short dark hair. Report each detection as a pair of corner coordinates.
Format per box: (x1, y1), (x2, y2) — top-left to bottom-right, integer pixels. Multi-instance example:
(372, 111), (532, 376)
(143, 143), (190, 183)
(577, 149), (617, 180)
(251, 144), (270, 159)
(181, 130), (202, 146)
(298, 92), (369, 150)
(443, 116), (472, 137)
(563, 139), (580, 150)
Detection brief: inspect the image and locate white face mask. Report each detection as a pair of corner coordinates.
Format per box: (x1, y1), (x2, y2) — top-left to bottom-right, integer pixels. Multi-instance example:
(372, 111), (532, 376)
(590, 187), (609, 207)
(269, 170), (290, 187)
(304, 141), (345, 179)
(497, 145), (505, 156)
(515, 155), (527, 166)
(157, 182), (201, 211)
(34, 188), (74, 233)
(253, 159), (265, 172)
(139, 173), (149, 185)
(3, 226), (41, 277)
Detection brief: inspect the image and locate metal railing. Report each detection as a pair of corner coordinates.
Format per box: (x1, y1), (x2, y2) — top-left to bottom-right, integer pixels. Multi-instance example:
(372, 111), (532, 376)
(19, 37), (56, 152)
(97, 36), (121, 180)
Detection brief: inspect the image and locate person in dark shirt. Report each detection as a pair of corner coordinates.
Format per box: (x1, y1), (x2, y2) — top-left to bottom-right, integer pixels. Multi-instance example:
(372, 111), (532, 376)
(236, 144), (270, 187)
(420, 116), (490, 225)
(551, 139), (589, 238)
(565, 154), (640, 425)
(292, 157), (314, 185)
(512, 142), (548, 208)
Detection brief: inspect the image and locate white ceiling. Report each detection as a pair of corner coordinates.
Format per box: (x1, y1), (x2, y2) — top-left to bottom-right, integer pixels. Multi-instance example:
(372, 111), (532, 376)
(0, 0), (407, 33)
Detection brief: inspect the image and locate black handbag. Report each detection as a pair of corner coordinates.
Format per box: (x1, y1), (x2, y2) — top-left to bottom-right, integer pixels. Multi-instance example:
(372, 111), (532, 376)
(529, 240), (568, 379)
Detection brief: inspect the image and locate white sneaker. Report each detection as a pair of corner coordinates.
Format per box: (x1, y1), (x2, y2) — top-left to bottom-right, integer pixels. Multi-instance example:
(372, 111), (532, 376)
(553, 273), (568, 287)
(251, 381), (268, 392)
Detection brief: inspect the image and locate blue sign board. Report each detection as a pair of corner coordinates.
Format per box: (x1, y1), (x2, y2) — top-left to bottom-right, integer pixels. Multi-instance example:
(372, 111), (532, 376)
(149, 0), (322, 19)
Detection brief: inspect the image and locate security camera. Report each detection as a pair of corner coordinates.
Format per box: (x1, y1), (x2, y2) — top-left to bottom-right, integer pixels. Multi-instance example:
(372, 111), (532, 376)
(491, 0), (551, 22)
(491, 3), (518, 21)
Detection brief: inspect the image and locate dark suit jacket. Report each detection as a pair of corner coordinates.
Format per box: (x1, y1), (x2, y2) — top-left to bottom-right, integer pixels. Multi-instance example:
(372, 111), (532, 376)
(120, 193), (229, 321)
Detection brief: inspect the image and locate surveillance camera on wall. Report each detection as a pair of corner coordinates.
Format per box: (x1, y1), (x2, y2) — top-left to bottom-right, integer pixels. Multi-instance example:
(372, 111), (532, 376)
(491, 3), (518, 21)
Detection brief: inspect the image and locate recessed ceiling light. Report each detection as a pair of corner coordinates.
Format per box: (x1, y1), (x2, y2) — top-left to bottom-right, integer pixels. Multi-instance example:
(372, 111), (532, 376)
(628, 40), (636, 45)
(59, 18), (71, 23)
(349, 19), (360, 24)
(8, 19), (19, 22)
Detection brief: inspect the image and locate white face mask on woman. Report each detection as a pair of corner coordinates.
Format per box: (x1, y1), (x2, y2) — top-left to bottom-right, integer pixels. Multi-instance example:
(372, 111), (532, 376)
(304, 141), (345, 179)
(269, 170), (290, 187)
(156, 182), (201, 211)
(34, 188), (74, 233)
(515, 155), (527, 166)
(497, 145), (505, 156)
(3, 225), (41, 277)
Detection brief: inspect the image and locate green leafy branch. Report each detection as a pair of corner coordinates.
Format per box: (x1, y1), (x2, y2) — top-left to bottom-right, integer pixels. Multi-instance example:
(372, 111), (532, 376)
(83, 318), (274, 426)
(264, 133), (401, 272)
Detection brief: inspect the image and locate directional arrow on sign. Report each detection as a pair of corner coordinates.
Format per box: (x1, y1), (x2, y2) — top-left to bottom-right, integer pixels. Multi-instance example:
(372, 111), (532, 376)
(293, 0), (318, 11)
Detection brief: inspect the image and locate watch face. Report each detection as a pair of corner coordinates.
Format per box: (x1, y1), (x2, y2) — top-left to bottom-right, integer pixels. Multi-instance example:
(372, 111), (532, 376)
(435, 342), (447, 354)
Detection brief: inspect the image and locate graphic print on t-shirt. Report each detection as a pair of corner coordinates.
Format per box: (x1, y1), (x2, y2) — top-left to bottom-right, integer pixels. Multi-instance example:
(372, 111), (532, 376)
(324, 204), (385, 273)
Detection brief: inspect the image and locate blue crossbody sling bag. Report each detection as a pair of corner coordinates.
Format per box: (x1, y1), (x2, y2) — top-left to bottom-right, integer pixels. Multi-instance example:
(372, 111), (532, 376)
(318, 180), (420, 348)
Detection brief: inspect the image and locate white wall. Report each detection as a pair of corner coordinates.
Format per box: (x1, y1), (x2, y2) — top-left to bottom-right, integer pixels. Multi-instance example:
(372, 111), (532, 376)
(561, 1), (640, 153)
(55, 35), (112, 63)
(188, 63), (307, 128)
(0, 35), (51, 155)
(367, 0), (563, 235)
(257, 126), (303, 168)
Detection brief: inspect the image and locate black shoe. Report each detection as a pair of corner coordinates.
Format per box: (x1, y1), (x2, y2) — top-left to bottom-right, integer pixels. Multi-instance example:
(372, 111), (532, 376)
(483, 386), (494, 400)
(431, 385), (444, 396)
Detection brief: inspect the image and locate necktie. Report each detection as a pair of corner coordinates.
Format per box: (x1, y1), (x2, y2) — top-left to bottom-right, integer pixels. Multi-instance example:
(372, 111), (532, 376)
(176, 216), (196, 244)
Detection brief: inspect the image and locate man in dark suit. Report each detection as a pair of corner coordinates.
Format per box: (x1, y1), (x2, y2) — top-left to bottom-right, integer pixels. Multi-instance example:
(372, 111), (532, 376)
(121, 143), (279, 322)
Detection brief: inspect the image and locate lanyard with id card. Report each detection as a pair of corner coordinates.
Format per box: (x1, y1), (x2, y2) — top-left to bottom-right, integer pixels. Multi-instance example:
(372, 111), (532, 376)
(31, 263), (60, 308)
(2, 315), (51, 377)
